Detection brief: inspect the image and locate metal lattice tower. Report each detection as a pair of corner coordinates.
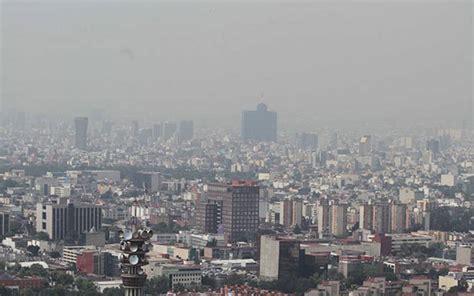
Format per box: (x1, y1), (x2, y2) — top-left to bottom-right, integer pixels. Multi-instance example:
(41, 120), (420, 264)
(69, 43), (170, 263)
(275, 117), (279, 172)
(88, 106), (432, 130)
(118, 225), (153, 296)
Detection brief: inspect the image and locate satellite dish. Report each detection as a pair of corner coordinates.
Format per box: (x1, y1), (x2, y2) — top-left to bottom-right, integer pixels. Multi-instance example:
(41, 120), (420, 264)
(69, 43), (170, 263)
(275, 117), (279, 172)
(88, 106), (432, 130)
(118, 230), (124, 239)
(124, 231), (133, 240)
(130, 244), (139, 252)
(129, 255), (139, 265)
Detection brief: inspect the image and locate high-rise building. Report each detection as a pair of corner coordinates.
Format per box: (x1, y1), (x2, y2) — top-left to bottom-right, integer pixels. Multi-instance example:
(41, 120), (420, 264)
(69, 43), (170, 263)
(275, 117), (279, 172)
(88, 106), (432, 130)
(152, 123), (162, 140)
(317, 201), (347, 238)
(331, 204), (347, 237)
(36, 201), (102, 240)
(177, 120), (194, 143)
(241, 103), (277, 142)
(279, 199), (303, 228)
(74, 117), (88, 150)
(197, 193), (222, 234)
(426, 139), (440, 156)
(361, 202), (410, 234)
(162, 121), (177, 141)
(0, 212), (10, 236)
(133, 172), (162, 193)
(198, 181), (259, 242)
(373, 203), (391, 234)
(259, 235), (301, 281)
(317, 202), (331, 238)
(131, 121), (139, 138)
(292, 199), (303, 227)
(359, 135), (372, 156)
(299, 133), (318, 151)
(280, 199), (293, 228)
(390, 203), (407, 233)
(359, 203), (374, 231)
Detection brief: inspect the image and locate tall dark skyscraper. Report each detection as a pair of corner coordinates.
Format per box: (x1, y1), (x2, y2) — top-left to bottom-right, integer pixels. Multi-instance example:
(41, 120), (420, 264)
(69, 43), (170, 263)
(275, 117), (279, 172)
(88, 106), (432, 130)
(74, 117), (88, 150)
(197, 180), (259, 243)
(241, 103), (277, 142)
(177, 120), (194, 143)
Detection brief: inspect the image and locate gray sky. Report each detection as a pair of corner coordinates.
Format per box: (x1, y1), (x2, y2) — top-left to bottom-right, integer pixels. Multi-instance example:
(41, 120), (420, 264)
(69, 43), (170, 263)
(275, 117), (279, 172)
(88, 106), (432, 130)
(1, 0), (472, 129)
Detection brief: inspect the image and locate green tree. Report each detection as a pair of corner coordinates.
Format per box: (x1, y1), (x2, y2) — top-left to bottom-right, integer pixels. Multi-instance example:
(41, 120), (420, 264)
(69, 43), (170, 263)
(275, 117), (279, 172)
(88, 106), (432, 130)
(19, 289), (35, 296)
(0, 286), (12, 296)
(222, 274), (246, 286)
(29, 263), (48, 277)
(49, 251), (61, 258)
(75, 277), (98, 294)
(144, 276), (170, 295)
(51, 271), (74, 286)
(103, 287), (125, 296)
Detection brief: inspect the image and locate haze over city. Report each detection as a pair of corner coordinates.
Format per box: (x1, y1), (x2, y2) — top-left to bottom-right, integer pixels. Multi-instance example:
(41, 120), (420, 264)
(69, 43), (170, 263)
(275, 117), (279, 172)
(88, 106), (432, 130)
(0, 1), (473, 296)
(2, 1), (472, 129)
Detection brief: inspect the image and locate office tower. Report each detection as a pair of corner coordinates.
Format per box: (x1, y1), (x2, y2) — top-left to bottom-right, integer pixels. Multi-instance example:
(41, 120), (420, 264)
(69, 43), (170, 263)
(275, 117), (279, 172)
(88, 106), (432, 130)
(259, 235), (301, 280)
(74, 117), (88, 150)
(161, 121), (177, 141)
(0, 212), (10, 236)
(331, 204), (347, 237)
(390, 203), (407, 233)
(373, 203), (391, 234)
(241, 103), (277, 142)
(36, 201), (102, 240)
(197, 201), (220, 233)
(134, 172), (162, 193)
(299, 133), (318, 150)
(426, 139), (440, 156)
(359, 203), (374, 230)
(359, 135), (372, 156)
(317, 202), (331, 238)
(152, 123), (162, 140)
(177, 120), (194, 143)
(199, 180), (259, 242)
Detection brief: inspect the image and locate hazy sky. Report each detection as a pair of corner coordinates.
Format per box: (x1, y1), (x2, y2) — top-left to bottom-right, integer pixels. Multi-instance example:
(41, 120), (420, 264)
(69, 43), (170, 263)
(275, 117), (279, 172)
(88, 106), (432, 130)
(1, 0), (472, 129)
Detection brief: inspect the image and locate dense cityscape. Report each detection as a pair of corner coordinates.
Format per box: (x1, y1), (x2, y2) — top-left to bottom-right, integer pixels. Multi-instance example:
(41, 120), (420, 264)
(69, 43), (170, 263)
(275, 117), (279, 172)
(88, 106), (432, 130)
(0, 104), (472, 296)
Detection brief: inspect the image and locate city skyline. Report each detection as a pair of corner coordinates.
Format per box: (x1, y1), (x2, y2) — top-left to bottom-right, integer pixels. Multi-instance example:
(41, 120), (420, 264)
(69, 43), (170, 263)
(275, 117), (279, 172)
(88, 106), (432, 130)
(0, 1), (473, 295)
(2, 1), (472, 129)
